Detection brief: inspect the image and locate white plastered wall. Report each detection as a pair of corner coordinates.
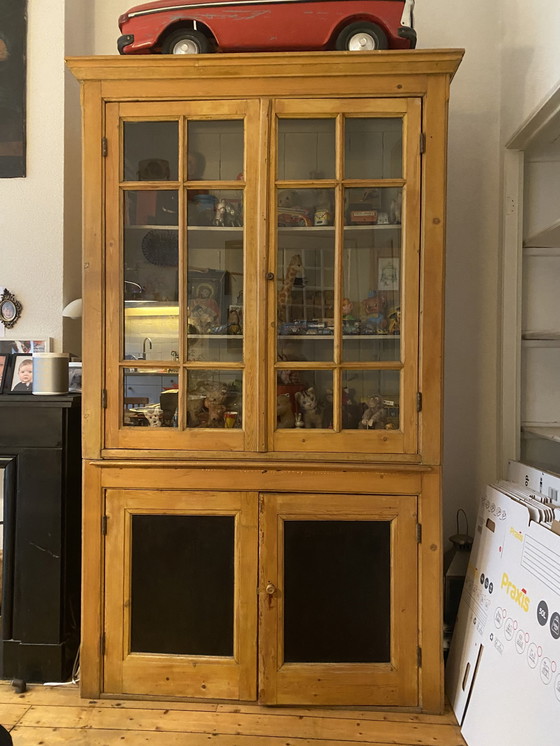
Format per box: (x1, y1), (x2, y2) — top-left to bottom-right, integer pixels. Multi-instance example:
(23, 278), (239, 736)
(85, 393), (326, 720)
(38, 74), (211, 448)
(0, 1), (66, 350)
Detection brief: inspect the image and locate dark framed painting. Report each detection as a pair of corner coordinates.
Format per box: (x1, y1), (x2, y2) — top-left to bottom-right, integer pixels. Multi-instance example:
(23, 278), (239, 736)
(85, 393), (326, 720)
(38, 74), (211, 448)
(7, 353), (32, 393)
(0, 0), (27, 177)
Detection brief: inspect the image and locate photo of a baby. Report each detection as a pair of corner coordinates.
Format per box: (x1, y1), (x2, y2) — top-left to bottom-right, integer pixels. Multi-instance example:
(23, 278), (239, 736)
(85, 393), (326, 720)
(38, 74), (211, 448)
(10, 355), (32, 393)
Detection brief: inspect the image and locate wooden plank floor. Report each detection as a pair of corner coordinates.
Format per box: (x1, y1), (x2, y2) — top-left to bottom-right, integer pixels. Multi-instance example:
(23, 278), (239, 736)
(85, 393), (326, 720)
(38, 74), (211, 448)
(0, 681), (467, 745)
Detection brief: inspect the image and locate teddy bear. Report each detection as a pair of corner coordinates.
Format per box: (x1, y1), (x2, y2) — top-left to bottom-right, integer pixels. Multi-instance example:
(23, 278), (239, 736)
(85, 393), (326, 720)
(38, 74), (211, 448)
(195, 384), (228, 427)
(361, 292), (388, 333)
(295, 387), (322, 428)
(203, 391), (226, 427)
(359, 394), (388, 430)
(277, 393), (295, 428)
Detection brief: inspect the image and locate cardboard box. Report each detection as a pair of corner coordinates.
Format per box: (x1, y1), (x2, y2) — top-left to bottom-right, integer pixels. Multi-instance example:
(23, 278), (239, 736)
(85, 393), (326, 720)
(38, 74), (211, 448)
(446, 481), (560, 746)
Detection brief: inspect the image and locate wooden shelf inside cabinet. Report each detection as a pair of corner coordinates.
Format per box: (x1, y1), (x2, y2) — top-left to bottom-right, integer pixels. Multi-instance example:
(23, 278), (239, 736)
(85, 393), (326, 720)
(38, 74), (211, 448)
(278, 334), (401, 340)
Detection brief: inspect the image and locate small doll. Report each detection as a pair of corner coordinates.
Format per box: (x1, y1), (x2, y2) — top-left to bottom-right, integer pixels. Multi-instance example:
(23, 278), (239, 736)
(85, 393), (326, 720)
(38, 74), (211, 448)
(342, 297), (355, 320)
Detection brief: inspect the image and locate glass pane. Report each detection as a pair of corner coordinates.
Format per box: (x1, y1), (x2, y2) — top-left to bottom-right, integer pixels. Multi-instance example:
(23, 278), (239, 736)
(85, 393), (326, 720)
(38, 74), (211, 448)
(131, 515), (234, 655)
(124, 121), (178, 181)
(343, 187), (401, 362)
(124, 302), (179, 363)
(277, 119), (335, 180)
(342, 370), (400, 431)
(277, 190), (335, 362)
(187, 120), (244, 181)
(277, 188), (333, 228)
(283, 520), (391, 663)
(276, 371), (332, 430)
(186, 370), (242, 429)
(345, 117), (402, 179)
(123, 368), (179, 428)
(123, 191), (179, 360)
(186, 190), (244, 363)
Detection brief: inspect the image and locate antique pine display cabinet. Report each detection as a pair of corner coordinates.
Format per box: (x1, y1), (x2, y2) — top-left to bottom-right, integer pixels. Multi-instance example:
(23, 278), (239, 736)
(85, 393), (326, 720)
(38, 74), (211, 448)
(67, 50), (462, 710)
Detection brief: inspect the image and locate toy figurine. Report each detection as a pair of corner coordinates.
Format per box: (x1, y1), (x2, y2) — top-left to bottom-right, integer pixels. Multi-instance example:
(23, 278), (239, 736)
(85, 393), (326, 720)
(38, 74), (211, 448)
(359, 394), (388, 430)
(388, 305), (401, 335)
(295, 387), (322, 428)
(342, 297), (355, 320)
(390, 191), (402, 224)
(277, 393), (295, 428)
(361, 291), (388, 333)
(214, 198), (242, 227)
(277, 254), (303, 322)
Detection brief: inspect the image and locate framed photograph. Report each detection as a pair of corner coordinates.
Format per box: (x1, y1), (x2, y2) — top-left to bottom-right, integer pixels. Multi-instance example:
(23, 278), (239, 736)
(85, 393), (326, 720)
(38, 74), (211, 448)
(0, 288), (22, 328)
(377, 257), (400, 292)
(0, 338), (51, 354)
(7, 353), (33, 393)
(187, 269), (228, 331)
(68, 362), (82, 393)
(0, 353), (8, 392)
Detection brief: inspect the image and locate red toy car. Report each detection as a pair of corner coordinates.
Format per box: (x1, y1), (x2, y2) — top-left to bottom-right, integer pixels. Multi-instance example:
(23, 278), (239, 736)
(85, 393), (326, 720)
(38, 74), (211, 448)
(118, 0), (416, 55)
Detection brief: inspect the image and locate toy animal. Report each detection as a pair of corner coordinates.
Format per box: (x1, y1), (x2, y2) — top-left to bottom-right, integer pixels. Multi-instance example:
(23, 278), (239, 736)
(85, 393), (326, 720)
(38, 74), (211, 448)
(295, 387), (322, 428)
(214, 198), (242, 227)
(359, 394), (388, 430)
(277, 393), (295, 428)
(204, 385), (228, 428)
(143, 404), (163, 427)
(361, 292), (388, 333)
(277, 254), (303, 322)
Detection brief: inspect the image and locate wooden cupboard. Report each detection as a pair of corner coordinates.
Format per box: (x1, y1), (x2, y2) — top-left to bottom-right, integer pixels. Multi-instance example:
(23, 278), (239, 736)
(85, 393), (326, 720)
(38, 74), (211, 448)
(68, 49), (462, 711)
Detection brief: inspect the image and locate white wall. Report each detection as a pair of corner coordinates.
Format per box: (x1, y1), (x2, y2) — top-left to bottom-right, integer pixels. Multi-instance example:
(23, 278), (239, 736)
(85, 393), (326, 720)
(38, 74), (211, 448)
(500, 1), (560, 143)
(417, 1), (502, 541)
(0, 0), (66, 350)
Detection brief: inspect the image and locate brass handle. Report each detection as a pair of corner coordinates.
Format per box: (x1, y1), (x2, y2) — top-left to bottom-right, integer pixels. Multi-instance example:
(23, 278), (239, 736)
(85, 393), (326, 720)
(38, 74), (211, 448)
(265, 582), (276, 595)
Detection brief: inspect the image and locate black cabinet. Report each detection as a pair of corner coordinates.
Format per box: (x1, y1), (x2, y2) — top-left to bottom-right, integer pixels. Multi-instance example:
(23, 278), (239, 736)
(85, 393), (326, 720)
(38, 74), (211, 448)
(0, 394), (81, 683)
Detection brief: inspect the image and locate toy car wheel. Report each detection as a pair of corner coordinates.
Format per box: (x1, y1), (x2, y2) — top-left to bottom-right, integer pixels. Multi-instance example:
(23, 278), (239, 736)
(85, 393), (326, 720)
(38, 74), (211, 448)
(335, 22), (388, 51)
(162, 29), (211, 54)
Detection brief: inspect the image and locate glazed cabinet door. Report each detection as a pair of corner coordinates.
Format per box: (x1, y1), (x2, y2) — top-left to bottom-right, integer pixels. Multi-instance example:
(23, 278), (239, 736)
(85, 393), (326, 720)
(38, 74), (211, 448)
(104, 99), (262, 452)
(103, 489), (258, 699)
(270, 99), (421, 455)
(259, 492), (419, 706)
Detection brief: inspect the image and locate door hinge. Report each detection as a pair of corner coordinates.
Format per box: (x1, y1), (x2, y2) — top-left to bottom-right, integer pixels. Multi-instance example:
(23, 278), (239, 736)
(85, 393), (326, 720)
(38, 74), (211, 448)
(101, 389), (107, 408)
(102, 137), (108, 157)
(416, 392), (422, 412)
(416, 523), (422, 543)
(417, 646), (422, 667)
(100, 633), (106, 656)
(101, 515), (108, 536)
(419, 132), (426, 154)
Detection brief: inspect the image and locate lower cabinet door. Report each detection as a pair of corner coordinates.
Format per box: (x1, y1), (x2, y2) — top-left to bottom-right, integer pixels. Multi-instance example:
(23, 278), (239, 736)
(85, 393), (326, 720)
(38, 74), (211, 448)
(103, 489), (258, 700)
(258, 493), (419, 706)
(103, 489), (418, 705)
